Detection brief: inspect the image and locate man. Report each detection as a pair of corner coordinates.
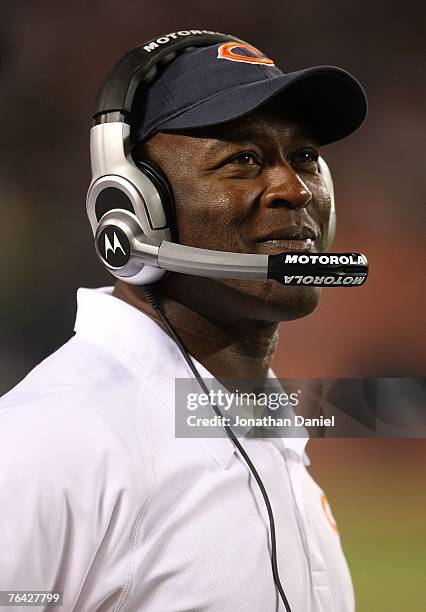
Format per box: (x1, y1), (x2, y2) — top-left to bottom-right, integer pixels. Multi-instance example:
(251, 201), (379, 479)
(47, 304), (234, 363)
(0, 35), (366, 611)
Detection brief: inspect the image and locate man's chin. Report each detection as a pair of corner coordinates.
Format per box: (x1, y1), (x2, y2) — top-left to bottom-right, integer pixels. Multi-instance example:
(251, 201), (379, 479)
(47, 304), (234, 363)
(245, 283), (321, 322)
(263, 285), (321, 322)
(226, 280), (321, 322)
(158, 275), (321, 324)
(277, 286), (321, 321)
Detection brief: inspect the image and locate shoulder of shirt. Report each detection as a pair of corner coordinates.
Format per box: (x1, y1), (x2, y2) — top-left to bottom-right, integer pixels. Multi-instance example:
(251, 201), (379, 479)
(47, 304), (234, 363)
(0, 334), (162, 493)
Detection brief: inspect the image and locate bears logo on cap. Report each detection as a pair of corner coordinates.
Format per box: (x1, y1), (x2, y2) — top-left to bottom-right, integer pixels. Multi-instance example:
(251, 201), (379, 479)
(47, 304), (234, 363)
(217, 41), (275, 66)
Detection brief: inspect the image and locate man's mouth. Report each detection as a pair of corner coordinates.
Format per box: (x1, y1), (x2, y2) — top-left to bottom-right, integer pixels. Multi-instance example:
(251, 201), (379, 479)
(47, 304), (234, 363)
(257, 238), (315, 251)
(255, 227), (318, 253)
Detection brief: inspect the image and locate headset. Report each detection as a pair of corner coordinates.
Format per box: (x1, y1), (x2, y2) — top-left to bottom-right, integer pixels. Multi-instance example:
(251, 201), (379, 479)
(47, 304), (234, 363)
(87, 31), (367, 289)
(86, 31), (367, 612)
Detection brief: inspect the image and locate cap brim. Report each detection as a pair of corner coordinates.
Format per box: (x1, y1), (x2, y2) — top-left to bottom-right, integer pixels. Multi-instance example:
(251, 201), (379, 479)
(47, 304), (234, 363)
(156, 66), (367, 146)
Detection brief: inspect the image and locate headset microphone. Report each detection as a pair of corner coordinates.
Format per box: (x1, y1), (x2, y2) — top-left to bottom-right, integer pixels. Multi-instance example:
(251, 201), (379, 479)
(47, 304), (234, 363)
(95, 209), (368, 287)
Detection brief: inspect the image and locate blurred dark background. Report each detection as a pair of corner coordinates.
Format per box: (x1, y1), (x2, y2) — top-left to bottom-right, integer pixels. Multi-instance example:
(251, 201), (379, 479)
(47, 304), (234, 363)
(1, 2), (425, 609)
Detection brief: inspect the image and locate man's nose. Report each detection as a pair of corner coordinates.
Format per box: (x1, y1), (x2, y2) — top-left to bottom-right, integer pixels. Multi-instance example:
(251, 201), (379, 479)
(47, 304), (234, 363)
(261, 163), (312, 209)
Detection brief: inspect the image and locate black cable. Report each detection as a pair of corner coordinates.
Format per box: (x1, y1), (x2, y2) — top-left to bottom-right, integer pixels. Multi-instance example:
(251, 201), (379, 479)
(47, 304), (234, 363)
(143, 284), (292, 612)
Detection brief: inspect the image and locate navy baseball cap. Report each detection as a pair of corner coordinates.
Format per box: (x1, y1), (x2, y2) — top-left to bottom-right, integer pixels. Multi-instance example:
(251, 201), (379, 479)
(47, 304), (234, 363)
(133, 41), (367, 146)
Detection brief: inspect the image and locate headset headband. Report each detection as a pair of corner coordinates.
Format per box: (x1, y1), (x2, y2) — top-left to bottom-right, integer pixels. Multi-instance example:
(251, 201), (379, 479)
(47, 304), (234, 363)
(93, 31), (247, 122)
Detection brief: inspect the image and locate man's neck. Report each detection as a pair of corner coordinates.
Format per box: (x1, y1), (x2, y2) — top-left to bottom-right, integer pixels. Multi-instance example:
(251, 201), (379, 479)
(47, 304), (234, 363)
(112, 280), (279, 385)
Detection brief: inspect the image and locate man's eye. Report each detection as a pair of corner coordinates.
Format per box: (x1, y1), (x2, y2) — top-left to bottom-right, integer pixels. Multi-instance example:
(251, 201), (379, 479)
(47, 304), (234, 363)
(228, 152), (260, 166)
(292, 149), (319, 167)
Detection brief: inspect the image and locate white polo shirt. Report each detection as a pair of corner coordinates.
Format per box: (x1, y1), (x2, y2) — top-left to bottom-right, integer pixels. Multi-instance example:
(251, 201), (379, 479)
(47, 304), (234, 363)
(0, 287), (354, 612)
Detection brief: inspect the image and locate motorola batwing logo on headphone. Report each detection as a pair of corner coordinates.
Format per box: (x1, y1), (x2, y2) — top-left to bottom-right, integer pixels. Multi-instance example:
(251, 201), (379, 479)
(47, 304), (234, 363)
(97, 226), (130, 268)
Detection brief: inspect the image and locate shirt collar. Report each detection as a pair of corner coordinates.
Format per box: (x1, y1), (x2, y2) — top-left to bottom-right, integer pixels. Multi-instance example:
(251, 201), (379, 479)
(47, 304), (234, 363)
(74, 287), (308, 468)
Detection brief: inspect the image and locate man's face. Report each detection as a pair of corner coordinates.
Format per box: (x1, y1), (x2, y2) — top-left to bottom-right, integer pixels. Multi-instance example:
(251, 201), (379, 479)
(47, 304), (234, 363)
(138, 100), (333, 322)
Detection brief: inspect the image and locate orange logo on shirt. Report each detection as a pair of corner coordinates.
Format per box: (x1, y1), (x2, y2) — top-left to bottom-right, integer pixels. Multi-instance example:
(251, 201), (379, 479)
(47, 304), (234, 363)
(321, 494), (339, 532)
(217, 42), (275, 66)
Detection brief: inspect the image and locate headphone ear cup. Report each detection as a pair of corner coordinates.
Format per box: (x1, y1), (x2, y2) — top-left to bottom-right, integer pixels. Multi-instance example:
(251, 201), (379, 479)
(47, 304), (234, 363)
(133, 158), (179, 243)
(318, 157), (336, 249)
